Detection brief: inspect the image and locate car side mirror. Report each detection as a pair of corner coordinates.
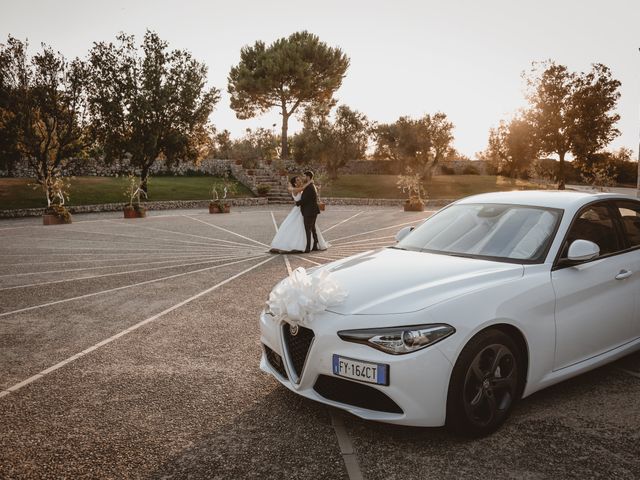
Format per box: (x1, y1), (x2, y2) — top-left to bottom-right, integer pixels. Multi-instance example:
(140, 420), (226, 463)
(395, 226), (414, 242)
(567, 239), (600, 262)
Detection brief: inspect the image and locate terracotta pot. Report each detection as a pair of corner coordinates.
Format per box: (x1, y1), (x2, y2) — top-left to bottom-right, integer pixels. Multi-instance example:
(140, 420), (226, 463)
(124, 207), (146, 218)
(235, 159), (242, 165)
(247, 169), (255, 176)
(404, 201), (425, 212)
(318, 202), (326, 211)
(43, 214), (72, 225)
(209, 203), (230, 214)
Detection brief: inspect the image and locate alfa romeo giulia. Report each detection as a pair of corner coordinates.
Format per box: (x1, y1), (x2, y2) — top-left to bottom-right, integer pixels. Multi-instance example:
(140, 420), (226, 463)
(259, 191), (640, 435)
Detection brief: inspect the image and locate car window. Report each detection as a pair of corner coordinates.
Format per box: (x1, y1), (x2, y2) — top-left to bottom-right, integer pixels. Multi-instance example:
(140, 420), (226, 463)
(561, 204), (620, 258)
(615, 200), (640, 248)
(397, 203), (562, 263)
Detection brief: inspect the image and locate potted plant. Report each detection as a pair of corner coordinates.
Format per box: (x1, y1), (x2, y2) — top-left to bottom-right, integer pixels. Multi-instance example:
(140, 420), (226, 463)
(210, 172), (236, 214)
(397, 168), (427, 212)
(43, 204), (72, 224)
(256, 183), (271, 197)
(39, 176), (72, 225)
(123, 174), (147, 218)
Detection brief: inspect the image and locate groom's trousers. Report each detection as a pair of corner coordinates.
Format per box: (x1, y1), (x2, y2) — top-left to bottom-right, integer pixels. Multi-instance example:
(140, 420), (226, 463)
(303, 215), (319, 251)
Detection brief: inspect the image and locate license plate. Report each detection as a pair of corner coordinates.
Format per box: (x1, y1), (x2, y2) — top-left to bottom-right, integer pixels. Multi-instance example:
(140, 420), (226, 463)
(332, 354), (389, 386)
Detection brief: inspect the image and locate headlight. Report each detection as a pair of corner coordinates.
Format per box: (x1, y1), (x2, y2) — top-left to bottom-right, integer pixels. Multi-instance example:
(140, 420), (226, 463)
(337, 324), (455, 355)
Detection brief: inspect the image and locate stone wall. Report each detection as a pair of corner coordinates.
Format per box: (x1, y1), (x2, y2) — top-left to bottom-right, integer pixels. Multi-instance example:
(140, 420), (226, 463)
(0, 197), (268, 218)
(0, 196), (454, 218)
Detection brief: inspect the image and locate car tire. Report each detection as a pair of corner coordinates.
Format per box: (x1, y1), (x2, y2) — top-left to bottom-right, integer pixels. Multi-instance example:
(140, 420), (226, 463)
(446, 329), (523, 436)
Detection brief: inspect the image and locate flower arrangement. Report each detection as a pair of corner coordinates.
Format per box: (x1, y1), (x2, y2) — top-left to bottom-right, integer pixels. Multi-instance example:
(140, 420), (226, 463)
(210, 172), (236, 213)
(397, 167), (427, 211)
(266, 267), (347, 327)
(123, 173), (147, 218)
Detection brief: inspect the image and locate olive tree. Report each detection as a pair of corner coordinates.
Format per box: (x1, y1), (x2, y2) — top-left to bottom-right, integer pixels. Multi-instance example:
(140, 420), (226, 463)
(87, 31), (219, 193)
(0, 36), (89, 206)
(228, 31), (349, 159)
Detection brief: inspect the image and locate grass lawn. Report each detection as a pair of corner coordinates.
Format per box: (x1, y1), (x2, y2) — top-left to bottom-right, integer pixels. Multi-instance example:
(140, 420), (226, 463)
(1, 174), (545, 210)
(320, 174), (546, 199)
(0, 176), (254, 210)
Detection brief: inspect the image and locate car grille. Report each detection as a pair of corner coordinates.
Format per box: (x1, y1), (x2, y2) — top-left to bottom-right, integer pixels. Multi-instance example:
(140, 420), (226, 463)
(282, 324), (314, 381)
(263, 344), (288, 379)
(313, 375), (403, 414)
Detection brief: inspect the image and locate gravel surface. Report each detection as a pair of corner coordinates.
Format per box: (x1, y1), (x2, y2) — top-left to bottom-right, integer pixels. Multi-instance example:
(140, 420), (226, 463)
(1, 206), (638, 479)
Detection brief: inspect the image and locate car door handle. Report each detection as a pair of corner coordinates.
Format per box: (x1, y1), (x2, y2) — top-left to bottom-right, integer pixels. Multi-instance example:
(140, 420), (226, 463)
(615, 269), (633, 280)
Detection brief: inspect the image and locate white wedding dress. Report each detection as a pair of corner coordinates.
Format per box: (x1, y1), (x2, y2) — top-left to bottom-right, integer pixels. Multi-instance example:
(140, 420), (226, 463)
(270, 192), (329, 252)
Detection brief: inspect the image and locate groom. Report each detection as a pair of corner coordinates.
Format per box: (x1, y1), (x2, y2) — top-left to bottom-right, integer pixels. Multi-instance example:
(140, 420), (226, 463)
(296, 170), (321, 253)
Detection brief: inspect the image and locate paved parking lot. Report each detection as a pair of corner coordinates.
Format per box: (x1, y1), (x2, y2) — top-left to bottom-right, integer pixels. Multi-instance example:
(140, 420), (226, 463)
(1, 206), (639, 479)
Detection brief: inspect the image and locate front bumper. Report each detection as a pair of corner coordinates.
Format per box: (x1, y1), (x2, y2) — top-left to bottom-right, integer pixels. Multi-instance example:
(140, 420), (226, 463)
(259, 311), (454, 427)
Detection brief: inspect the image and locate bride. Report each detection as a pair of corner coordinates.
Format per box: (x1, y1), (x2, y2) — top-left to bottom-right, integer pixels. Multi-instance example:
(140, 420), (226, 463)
(270, 176), (329, 253)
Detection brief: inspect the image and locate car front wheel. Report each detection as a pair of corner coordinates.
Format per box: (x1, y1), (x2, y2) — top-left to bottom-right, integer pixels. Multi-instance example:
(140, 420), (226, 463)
(446, 329), (522, 436)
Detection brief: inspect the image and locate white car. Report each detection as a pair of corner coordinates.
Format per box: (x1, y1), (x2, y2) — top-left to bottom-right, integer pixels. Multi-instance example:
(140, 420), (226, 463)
(259, 191), (640, 435)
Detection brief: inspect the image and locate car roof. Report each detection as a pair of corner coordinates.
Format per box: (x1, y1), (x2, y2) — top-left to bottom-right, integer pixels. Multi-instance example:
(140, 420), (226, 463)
(455, 190), (638, 211)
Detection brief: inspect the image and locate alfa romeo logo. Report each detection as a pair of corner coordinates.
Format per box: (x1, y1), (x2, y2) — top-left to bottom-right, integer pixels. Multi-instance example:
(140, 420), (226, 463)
(289, 324), (299, 336)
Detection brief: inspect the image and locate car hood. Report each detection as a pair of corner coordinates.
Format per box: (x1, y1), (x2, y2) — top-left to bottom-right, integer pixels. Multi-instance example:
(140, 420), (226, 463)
(317, 248), (524, 315)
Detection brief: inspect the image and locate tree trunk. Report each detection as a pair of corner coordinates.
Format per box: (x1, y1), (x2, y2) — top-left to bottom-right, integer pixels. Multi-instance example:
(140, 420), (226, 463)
(280, 107), (289, 160)
(140, 165), (150, 195)
(557, 151), (566, 190)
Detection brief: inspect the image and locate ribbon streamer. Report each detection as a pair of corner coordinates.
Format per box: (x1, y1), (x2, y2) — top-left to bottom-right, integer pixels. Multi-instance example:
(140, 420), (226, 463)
(267, 267), (347, 326)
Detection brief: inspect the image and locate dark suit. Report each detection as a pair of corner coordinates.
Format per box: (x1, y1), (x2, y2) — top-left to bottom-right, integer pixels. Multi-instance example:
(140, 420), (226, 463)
(296, 183), (321, 252)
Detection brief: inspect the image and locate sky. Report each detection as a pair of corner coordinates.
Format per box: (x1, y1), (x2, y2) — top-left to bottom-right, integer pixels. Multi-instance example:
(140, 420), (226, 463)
(1, 0), (639, 159)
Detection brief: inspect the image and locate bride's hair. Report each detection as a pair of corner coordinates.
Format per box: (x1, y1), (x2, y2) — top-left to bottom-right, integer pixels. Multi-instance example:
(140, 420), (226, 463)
(289, 176), (298, 187)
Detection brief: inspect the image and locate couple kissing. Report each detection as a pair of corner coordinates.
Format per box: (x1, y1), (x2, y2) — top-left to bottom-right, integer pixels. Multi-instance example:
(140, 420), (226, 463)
(269, 170), (329, 254)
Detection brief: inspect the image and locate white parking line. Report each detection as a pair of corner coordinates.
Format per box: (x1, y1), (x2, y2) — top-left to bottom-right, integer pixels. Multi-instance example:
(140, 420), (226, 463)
(328, 219), (426, 243)
(184, 215), (270, 248)
(0, 254), (260, 291)
(0, 256), (276, 399)
(617, 367), (640, 379)
(61, 228), (235, 249)
(272, 225), (363, 480)
(108, 220), (260, 249)
(332, 243), (391, 251)
(331, 412), (364, 480)
(0, 238), (223, 253)
(307, 254), (344, 262)
(270, 211), (279, 233)
(0, 254), (234, 278)
(0, 255), (267, 318)
(1, 246), (216, 253)
(323, 211), (363, 234)
(269, 211), (292, 275)
(0, 253), (222, 267)
(331, 235), (396, 246)
(297, 257), (322, 266)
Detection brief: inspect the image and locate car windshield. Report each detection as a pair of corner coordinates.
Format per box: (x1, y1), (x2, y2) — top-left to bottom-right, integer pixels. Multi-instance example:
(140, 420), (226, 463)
(397, 203), (562, 263)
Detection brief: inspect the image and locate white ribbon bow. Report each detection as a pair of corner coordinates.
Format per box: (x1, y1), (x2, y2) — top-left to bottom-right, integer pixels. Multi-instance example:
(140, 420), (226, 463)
(267, 267), (348, 327)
